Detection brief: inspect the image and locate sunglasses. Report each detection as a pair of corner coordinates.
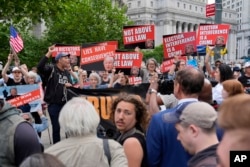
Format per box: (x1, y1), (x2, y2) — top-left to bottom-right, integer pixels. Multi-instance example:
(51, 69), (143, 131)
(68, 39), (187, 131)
(13, 71), (21, 74)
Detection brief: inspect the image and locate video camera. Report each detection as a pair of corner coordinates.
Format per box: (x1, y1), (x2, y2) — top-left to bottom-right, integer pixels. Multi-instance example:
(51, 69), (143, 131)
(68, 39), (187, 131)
(157, 77), (174, 95)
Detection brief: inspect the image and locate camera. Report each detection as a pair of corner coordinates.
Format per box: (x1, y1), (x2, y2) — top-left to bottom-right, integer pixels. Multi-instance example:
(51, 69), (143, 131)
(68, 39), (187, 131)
(158, 78), (174, 95)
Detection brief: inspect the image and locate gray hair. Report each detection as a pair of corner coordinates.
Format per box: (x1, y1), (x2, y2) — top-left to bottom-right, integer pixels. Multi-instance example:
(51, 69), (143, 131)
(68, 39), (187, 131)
(28, 71), (38, 80)
(59, 97), (100, 137)
(89, 72), (101, 85)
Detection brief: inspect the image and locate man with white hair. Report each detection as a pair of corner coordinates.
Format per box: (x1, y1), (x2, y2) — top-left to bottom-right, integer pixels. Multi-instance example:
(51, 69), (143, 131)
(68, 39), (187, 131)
(164, 101), (219, 167)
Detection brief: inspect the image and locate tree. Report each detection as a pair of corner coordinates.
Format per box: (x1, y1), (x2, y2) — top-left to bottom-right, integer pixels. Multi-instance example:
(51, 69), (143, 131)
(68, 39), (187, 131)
(142, 45), (164, 63)
(45, 0), (132, 47)
(0, 0), (132, 69)
(0, 0), (67, 26)
(0, 0), (69, 68)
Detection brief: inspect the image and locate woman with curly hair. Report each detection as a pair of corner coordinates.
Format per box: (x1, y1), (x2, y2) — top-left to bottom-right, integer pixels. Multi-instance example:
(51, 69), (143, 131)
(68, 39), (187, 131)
(110, 94), (149, 167)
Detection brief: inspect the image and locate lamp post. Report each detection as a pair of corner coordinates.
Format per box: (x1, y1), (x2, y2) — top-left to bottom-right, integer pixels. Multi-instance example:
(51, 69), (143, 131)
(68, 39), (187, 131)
(215, 0), (222, 24)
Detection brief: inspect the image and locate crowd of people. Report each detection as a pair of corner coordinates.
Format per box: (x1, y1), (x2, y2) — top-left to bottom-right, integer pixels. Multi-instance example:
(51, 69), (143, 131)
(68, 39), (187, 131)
(1, 44), (250, 167)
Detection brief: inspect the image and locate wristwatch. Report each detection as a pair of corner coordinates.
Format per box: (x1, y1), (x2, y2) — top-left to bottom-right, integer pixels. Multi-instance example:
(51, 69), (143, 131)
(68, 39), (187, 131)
(149, 88), (157, 94)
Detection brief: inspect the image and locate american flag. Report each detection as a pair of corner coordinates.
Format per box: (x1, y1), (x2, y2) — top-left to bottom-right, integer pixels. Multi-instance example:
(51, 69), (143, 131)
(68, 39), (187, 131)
(10, 26), (24, 53)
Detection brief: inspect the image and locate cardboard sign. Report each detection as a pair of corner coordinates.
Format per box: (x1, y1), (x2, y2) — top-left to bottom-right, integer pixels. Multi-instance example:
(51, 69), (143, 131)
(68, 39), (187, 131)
(123, 25), (155, 49)
(80, 43), (117, 71)
(197, 24), (230, 46)
(163, 31), (196, 59)
(114, 51), (143, 69)
(129, 76), (142, 85)
(0, 84), (43, 112)
(52, 45), (81, 57)
(161, 58), (175, 73)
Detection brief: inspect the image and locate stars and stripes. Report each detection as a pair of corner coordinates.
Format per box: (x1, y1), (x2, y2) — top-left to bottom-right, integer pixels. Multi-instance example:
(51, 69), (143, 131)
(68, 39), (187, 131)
(10, 26), (24, 53)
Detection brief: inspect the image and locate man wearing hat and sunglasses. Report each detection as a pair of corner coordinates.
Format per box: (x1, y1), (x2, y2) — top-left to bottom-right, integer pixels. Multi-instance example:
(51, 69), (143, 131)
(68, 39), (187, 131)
(37, 45), (73, 144)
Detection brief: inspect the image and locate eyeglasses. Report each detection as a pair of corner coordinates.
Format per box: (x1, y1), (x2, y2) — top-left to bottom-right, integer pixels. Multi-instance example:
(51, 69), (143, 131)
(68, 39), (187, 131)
(13, 71), (21, 74)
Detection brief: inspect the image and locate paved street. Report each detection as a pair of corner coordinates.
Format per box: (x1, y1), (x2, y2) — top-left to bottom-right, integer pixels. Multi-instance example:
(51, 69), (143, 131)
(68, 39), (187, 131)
(40, 110), (66, 150)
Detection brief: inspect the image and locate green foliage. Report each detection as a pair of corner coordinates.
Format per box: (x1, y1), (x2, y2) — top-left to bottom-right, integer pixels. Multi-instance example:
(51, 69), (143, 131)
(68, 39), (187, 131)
(142, 45), (164, 63)
(45, 0), (132, 47)
(0, 0), (133, 69)
(0, 0), (67, 27)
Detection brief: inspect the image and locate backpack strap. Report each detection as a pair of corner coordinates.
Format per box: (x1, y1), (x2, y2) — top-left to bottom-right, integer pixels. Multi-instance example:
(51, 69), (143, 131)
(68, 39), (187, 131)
(103, 139), (111, 165)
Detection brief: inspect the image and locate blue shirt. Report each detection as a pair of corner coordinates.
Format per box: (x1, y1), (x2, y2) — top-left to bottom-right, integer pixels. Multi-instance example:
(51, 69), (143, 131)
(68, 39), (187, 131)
(146, 100), (197, 167)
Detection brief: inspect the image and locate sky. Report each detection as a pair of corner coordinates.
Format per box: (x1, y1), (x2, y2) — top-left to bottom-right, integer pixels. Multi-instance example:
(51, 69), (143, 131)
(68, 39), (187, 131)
(207, 0), (215, 4)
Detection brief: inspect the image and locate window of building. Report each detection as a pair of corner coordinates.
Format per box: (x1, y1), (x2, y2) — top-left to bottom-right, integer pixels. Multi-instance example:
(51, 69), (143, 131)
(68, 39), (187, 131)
(151, 1), (153, 7)
(189, 5), (192, 10)
(177, 2), (180, 7)
(138, 1), (141, 7)
(128, 3), (131, 8)
(225, 13), (227, 17)
(195, 6), (197, 11)
(201, 7), (203, 12)
(229, 14), (231, 18)
(231, 4), (234, 9)
(184, 3), (186, 9)
(227, 1), (230, 5)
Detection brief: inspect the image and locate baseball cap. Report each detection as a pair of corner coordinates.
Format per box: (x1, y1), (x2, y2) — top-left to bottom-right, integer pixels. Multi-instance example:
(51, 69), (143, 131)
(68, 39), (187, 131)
(243, 62), (250, 68)
(12, 67), (21, 72)
(164, 102), (217, 129)
(233, 66), (240, 72)
(55, 52), (70, 61)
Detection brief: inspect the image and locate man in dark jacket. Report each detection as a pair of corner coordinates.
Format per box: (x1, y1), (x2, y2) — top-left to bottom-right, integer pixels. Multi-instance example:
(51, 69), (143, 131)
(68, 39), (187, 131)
(0, 99), (42, 166)
(37, 45), (73, 144)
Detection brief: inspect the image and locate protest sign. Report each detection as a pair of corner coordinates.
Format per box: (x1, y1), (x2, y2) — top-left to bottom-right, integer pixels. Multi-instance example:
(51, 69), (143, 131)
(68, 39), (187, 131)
(163, 31), (196, 59)
(114, 51), (143, 68)
(0, 84), (43, 112)
(123, 25), (155, 49)
(52, 44), (81, 57)
(197, 24), (230, 46)
(80, 42), (117, 71)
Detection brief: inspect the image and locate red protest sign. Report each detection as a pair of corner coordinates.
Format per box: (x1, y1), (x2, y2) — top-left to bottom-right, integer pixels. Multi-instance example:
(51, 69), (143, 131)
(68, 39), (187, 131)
(114, 51), (143, 68)
(197, 24), (230, 46)
(52, 45), (81, 57)
(163, 31), (196, 59)
(123, 25), (155, 49)
(80, 44), (117, 71)
(206, 3), (215, 17)
(97, 41), (118, 49)
(129, 76), (142, 85)
(161, 59), (175, 73)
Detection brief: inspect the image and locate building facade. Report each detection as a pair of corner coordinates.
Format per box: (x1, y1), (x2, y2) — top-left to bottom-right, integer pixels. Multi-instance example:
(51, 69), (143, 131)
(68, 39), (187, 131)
(123, 0), (238, 61)
(222, 0), (250, 59)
